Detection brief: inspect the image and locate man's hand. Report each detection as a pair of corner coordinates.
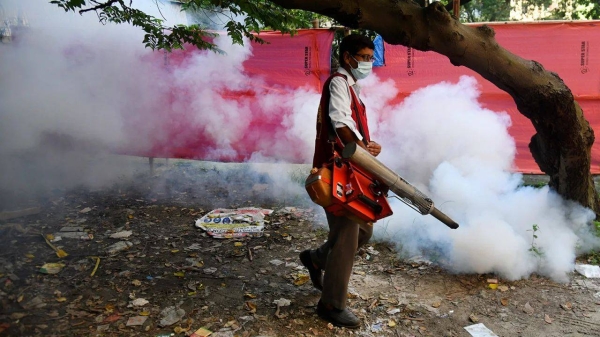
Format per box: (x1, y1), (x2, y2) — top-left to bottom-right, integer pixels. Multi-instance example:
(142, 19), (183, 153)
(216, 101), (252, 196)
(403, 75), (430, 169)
(367, 141), (382, 157)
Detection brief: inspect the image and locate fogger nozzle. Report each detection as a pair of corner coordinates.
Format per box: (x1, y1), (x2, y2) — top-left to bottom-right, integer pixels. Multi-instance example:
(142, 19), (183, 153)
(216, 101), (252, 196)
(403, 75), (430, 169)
(342, 142), (459, 229)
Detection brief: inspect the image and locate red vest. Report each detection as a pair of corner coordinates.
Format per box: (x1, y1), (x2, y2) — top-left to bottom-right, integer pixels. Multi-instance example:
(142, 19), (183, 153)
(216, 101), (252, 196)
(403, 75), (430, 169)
(312, 73), (371, 168)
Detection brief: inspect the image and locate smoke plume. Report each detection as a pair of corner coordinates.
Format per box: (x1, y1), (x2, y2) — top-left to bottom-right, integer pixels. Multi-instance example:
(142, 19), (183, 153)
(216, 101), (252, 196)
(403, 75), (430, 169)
(364, 75), (598, 282)
(0, 0), (317, 204)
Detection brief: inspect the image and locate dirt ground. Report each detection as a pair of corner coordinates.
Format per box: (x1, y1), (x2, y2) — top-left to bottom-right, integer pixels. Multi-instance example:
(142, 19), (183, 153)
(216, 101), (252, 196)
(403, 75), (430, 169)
(1, 160), (600, 337)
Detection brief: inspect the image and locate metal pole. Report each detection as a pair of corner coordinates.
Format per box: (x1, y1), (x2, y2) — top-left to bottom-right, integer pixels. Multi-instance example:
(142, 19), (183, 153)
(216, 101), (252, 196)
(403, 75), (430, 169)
(342, 142), (459, 229)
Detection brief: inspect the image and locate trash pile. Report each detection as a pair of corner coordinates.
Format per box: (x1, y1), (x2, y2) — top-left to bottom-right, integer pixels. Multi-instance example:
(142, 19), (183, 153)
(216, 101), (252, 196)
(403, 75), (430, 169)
(194, 207), (273, 238)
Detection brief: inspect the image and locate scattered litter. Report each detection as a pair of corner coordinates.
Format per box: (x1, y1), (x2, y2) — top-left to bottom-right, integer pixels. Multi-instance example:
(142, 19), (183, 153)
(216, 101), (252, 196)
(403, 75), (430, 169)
(131, 298), (149, 307)
(273, 298), (290, 318)
(523, 302), (534, 315)
(0, 207), (41, 221)
(210, 331), (233, 337)
(126, 316), (148, 326)
(203, 267), (217, 275)
(407, 255), (432, 265)
(387, 308), (401, 315)
(371, 322), (383, 332)
(107, 241), (133, 254)
(469, 313), (479, 323)
(90, 257), (101, 277)
(55, 232), (92, 240)
(104, 313), (121, 322)
(158, 306), (185, 327)
(269, 259), (284, 266)
(575, 264), (600, 278)
(273, 298), (291, 307)
(110, 231), (133, 239)
(277, 207), (297, 215)
(464, 323), (499, 337)
(60, 226), (85, 232)
(498, 285), (509, 292)
(21, 296), (46, 310)
(185, 258), (204, 268)
(79, 207), (92, 213)
(39, 263), (65, 274)
(195, 207), (273, 238)
(561, 302), (573, 310)
(245, 301), (257, 313)
(55, 226), (91, 240)
(97, 324), (110, 332)
(293, 274), (310, 286)
(366, 246), (380, 256)
(544, 314), (553, 324)
(42, 234), (68, 258)
(185, 243), (202, 251)
(190, 327), (212, 337)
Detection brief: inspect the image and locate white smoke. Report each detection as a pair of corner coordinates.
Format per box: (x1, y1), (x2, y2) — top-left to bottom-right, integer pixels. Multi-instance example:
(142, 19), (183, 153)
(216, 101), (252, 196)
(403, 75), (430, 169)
(362, 75), (598, 282)
(0, 0), (317, 199)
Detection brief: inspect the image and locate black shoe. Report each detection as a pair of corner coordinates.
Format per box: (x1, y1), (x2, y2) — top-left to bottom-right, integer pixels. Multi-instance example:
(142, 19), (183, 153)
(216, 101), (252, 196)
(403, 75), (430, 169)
(299, 250), (323, 291)
(316, 300), (360, 329)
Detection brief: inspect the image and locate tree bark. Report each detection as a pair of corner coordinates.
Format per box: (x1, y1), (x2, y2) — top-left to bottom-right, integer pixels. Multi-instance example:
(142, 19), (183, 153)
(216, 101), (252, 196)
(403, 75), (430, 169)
(270, 0), (600, 216)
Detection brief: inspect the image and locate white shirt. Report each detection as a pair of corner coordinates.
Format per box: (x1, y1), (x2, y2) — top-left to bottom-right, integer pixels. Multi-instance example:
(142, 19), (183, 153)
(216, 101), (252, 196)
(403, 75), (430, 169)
(328, 67), (363, 140)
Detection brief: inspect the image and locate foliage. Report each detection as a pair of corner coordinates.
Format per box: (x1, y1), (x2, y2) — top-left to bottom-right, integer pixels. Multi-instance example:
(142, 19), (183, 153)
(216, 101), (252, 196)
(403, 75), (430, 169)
(460, 0), (511, 22)
(458, 0), (599, 22)
(549, 0), (600, 20)
(50, 0), (315, 51)
(523, 180), (548, 188)
(528, 224), (544, 258)
(587, 251), (600, 265)
(583, 221), (600, 265)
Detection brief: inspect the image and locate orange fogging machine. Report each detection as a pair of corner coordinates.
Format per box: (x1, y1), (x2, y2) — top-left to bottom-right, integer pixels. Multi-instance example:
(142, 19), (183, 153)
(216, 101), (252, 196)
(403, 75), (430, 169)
(305, 142), (459, 229)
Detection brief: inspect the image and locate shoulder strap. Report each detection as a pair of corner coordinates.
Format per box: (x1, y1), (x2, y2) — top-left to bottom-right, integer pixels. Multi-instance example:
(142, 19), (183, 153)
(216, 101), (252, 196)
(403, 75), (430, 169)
(330, 74), (368, 144)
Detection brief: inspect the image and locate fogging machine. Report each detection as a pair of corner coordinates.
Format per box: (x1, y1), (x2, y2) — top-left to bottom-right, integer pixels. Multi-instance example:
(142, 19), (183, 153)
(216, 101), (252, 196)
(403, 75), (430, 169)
(305, 142), (459, 229)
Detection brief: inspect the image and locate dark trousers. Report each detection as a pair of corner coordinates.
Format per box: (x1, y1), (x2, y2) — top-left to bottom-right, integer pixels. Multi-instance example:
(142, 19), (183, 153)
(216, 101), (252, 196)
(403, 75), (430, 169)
(311, 211), (373, 309)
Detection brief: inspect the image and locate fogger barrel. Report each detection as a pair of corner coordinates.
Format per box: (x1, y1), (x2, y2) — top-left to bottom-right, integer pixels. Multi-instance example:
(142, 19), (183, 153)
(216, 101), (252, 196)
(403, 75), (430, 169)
(342, 142), (459, 229)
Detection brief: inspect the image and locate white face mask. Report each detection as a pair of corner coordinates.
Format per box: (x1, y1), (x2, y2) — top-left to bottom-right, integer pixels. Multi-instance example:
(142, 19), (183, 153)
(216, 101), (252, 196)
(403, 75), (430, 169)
(350, 55), (373, 80)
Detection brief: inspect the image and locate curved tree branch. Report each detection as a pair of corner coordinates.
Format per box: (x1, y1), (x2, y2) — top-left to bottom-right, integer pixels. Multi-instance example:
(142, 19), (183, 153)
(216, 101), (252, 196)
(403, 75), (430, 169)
(269, 0), (599, 216)
(79, 0), (121, 14)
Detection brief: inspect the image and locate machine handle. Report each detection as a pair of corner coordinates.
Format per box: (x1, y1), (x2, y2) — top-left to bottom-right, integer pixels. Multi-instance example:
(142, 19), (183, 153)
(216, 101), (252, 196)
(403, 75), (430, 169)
(358, 195), (383, 214)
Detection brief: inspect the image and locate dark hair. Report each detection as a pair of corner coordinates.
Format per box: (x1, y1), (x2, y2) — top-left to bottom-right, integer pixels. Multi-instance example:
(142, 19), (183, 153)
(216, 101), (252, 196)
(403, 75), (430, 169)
(338, 34), (375, 65)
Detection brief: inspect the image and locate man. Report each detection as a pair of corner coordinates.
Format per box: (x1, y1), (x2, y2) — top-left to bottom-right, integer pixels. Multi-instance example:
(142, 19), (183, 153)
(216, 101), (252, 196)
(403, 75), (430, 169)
(300, 34), (382, 329)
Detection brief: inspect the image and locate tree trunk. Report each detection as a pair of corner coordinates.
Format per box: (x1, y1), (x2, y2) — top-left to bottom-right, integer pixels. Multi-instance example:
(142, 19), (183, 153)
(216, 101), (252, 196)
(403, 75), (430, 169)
(270, 0), (600, 217)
